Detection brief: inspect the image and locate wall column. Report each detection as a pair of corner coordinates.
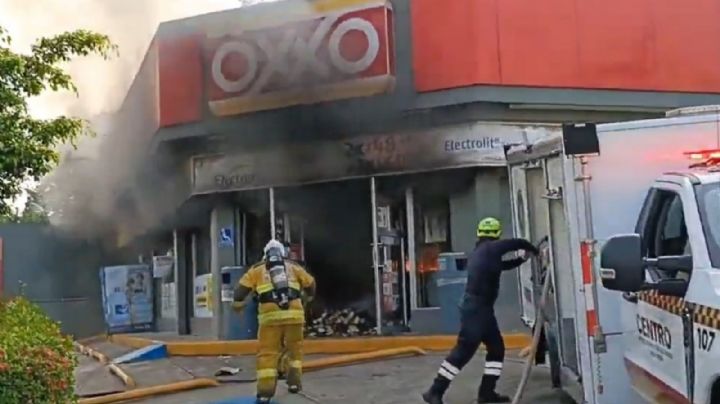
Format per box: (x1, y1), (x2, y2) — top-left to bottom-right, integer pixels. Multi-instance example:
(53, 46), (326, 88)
(173, 229), (191, 335)
(210, 204), (238, 339)
(474, 168), (523, 332)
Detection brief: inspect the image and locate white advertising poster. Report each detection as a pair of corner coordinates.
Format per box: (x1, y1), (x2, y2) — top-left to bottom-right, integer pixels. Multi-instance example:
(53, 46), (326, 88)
(101, 265), (154, 332)
(152, 256), (174, 278)
(423, 210), (448, 243)
(161, 282), (176, 319)
(194, 274), (213, 318)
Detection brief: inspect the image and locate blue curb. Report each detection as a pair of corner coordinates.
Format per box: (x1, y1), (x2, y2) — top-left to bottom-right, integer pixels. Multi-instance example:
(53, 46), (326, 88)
(112, 342), (168, 364)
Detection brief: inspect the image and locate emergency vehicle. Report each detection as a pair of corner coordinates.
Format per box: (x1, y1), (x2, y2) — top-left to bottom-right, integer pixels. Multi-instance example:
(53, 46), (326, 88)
(505, 105), (720, 404)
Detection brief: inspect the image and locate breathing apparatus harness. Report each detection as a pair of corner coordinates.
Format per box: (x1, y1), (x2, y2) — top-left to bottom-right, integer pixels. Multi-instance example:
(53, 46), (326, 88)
(258, 246), (301, 310)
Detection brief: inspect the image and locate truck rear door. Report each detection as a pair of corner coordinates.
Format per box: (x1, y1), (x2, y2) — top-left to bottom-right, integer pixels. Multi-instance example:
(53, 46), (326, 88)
(545, 155), (581, 377)
(509, 164), (536, 327)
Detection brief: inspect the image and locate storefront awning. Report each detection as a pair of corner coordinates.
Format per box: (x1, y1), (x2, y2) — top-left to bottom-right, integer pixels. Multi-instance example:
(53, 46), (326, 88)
(190, 121), (558, 194)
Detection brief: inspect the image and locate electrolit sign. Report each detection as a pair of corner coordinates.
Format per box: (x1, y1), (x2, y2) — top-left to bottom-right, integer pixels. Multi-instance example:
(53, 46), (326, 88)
(192, 122), (558, 194)
(204, 2), (395, 116)
(444, 137), (502, 153)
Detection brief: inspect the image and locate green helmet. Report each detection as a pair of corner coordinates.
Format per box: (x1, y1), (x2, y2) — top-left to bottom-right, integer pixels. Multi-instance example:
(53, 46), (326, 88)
(477, 217), (502, 238)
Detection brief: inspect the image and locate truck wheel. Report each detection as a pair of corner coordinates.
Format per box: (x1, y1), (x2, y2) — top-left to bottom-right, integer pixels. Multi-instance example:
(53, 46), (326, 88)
(711, 379), (720, 404)
(544, 324), (562, 388)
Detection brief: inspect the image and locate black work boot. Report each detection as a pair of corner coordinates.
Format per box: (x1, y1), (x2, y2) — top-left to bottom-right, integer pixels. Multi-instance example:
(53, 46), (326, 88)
(421, 390), (444, 404)
(422, 375), (449, 404)
(477, 392), (510, 403)
(478, 375), (509, 403)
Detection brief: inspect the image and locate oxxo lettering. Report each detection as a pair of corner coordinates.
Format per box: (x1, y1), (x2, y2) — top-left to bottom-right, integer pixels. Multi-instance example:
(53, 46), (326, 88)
(637, 315), (672, 350)
(444, 137), (501, 152)
(211, 12), (381, 94)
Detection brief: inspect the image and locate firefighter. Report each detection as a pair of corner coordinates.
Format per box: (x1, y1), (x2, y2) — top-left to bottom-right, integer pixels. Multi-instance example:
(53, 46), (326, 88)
(233, 239), (316, 404)
(422, 217), (539, 404)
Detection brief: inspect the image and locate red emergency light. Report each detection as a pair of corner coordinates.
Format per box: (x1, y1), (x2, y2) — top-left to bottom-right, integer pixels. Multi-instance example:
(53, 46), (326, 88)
(684, 148), (720, 169)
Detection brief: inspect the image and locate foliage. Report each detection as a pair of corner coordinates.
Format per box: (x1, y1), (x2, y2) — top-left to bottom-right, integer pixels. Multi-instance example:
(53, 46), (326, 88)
(0, 297), (77, 404)
(19, 188), (49, 223)
(0, 26), (116, 217)
(0, 188), (49, 224)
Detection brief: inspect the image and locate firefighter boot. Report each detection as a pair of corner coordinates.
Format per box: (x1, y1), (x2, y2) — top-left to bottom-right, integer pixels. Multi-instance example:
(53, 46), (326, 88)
(477, 375), (510, 403)
(421, 390), (444, 404)
(422, 376), (449, 404)
(477, 392), (510, 403)
(256, 396), (272, 404)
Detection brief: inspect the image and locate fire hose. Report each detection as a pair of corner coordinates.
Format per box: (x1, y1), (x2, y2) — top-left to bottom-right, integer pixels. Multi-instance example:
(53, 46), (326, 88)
(511, 238), (552, 404)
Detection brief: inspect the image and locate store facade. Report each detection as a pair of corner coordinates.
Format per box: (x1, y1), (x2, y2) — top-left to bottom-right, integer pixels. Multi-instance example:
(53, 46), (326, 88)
(184, 121), (557, 336)
(113, 0), (720, 337)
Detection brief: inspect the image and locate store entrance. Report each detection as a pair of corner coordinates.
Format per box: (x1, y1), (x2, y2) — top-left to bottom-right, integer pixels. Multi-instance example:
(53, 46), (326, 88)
(231, 166), (494, 337)
(274, 179), (378, 336)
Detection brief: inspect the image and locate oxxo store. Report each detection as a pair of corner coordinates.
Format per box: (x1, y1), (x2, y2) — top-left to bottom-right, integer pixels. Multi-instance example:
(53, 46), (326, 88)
(118, 0), (720, 340)
(144, 0), (561, 338)
(187, 122), (552, 337)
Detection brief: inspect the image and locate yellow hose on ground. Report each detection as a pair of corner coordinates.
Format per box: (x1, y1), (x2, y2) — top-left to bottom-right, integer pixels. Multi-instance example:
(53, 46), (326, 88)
(511, 259), (553, 404)
(77, 378), (219, 404)
(303, 346), (426, 371)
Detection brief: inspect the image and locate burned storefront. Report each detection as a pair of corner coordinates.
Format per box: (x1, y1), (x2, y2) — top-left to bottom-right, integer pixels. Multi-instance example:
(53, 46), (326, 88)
(181, 122), (554, 337)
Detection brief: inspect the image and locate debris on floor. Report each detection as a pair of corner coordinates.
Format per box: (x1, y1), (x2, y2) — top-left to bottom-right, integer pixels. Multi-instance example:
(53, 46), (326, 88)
(305, 309), (377, 337)
(214, 367), (242, 377)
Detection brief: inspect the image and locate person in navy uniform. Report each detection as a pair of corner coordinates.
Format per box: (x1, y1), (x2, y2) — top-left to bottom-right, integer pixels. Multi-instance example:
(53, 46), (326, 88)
(423, 217), (539, 404)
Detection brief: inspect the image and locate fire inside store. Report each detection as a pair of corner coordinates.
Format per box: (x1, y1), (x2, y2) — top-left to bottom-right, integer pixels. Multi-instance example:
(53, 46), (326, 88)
(190, 170), (504, 337)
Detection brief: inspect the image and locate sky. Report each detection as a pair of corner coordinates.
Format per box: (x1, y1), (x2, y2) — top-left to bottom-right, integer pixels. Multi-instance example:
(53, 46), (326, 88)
(0, 0), (275, 212)
(0, 0), (244, 119)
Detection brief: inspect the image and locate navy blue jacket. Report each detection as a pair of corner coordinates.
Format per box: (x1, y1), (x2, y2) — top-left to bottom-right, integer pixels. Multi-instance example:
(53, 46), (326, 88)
(464, 238), (539, 307)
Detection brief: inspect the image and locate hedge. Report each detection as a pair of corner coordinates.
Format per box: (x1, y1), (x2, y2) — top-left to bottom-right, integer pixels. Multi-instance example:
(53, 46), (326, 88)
(0, 297), (77, 403)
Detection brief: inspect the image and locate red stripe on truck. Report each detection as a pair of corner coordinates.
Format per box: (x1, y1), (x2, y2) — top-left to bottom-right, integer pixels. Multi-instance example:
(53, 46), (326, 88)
(580, 241), (593, 284)
(580, 241), (598, 335)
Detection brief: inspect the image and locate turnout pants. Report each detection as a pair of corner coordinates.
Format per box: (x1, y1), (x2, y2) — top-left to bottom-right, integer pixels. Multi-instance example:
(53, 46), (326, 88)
(256, 322), (304, 399)
(430, 301), (505, 397)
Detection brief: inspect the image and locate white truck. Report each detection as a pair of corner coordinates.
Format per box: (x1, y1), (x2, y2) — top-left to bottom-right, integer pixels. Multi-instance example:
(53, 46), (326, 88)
(505, 106), (720, 404)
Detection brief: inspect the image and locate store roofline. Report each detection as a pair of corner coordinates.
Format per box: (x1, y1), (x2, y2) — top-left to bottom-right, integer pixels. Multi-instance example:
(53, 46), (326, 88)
(148, 98), (663, 154)
(412, 85), (720, 111)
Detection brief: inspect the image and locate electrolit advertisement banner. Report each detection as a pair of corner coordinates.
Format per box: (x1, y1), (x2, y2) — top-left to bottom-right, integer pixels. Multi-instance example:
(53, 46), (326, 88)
(100, 265), (154, 334)
(194, 274), (213, 319)
(191, 122), (557, 194)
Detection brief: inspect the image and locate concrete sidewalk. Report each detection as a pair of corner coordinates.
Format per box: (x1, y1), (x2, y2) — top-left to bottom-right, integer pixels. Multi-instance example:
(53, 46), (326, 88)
(124, 352), (573, 404)
(74, 355), (126, 397)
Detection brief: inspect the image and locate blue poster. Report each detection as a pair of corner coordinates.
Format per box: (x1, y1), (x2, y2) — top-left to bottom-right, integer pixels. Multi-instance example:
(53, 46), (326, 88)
(100, 265), (154, 334)
(220, 227), (234, 247)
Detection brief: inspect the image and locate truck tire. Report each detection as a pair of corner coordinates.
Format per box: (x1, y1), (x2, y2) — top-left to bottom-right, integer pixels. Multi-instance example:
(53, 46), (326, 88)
(711, 378), (720, 404)
(544, 323), (562, 388)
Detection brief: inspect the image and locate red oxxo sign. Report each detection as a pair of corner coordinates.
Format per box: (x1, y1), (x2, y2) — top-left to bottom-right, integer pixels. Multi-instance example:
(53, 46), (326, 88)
(204, 2), (395, 116)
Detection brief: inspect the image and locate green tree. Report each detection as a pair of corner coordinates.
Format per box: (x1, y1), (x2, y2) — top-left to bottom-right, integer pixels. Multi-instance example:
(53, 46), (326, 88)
(0, 26), (116, 217)
(20, 188), (49, 223)
(0, 188), (50, 224)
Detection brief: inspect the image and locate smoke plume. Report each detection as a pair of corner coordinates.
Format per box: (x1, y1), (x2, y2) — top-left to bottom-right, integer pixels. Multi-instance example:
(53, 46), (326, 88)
(0, 0), (256, 243)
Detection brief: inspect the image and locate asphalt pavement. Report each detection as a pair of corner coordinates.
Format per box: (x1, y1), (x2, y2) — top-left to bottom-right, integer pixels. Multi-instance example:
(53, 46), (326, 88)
(122, 352), (574, 404)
